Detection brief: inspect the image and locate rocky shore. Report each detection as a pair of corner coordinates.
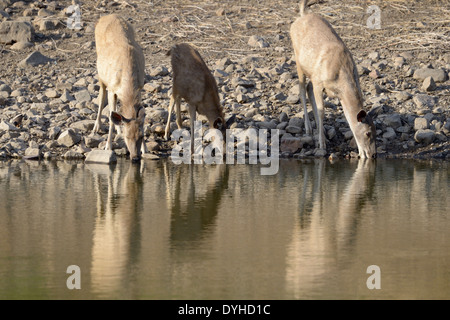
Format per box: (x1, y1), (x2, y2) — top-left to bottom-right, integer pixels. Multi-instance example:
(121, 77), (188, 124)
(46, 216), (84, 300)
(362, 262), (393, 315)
(0, 0), (449, 162)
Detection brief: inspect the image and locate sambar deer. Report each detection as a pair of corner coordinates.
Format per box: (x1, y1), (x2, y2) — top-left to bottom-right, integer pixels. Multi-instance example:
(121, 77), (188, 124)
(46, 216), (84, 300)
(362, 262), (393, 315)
(164, 43), (233, 154)
(290, 0), (376, 158)
(93, 14), (146, 162)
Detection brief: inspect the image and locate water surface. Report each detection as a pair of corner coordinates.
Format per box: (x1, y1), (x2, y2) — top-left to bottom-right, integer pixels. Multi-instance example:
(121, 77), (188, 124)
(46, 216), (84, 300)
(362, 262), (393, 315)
(0, 158), (448, 299)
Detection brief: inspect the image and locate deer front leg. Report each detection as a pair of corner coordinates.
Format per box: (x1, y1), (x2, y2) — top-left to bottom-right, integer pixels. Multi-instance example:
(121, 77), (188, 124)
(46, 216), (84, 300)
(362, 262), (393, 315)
(307, 82), (326, 150)
(106, 91), (117, 151)
(93, 82), (106, 134)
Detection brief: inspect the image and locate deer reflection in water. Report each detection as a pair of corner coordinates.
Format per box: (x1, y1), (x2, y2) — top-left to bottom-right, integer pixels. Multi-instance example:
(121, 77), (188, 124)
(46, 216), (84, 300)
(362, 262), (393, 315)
(286, 159), (376, 297)
(89, 162), (144, 296)
(163, 162), (229, 246)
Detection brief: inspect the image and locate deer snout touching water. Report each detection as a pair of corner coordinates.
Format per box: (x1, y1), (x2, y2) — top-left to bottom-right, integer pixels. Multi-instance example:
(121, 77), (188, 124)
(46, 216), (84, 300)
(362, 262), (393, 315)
(290, 0), (377, 158)
(93, 14), (146, 162)
(164, 43), (234, 153)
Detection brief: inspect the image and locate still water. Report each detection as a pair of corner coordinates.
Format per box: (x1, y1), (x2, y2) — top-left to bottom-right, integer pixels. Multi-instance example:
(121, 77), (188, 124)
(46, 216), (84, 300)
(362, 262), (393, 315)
(0, 158), (448, 299)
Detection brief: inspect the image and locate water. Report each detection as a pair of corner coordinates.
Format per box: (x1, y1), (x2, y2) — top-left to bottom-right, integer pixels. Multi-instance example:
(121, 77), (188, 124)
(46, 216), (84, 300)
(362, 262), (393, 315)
(0, 158), (448, 299)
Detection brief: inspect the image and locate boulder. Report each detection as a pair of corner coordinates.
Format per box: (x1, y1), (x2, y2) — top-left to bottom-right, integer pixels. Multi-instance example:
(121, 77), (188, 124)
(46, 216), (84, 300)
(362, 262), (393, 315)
(85, 149), (117, 164)
(0, 21), (33, 44)
(18, 51), (54, 68)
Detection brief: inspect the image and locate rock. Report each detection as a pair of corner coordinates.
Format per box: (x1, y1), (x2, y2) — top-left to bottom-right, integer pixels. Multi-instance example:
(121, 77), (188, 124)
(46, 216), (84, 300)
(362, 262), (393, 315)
(70, 119), (95, 131)
(0, 21), (33, 44)
(85, 149), (117, 164)
(84, 135), (104, 148)
(18, 51), (55, 68)
(413, 94), (436, 108)
(24, 147), (41, 160)
(34, 18), (60, 31)
(288, 117), (303, 128)
(384, 113), (402, 129)
(285, 125), (302, 134)
(146, 141), (160, 152)
(10, 41), (33, 50)
(0, 120), (18, 131)
(413, 67), (447, 82)
(149, 66), (169, 77)
(368, 51), (379, 60)
(142, 153), (160, 160)
(314, 149), (327, 157)
(414, 129), (435, 144)
(369, 69), (381, 79)
(414, 117), (429, 130)
(382, 127), (397, 140)
(49, 126), (61, 139)
(248, 35), (269, 48)
(279, 112), (288, 123)
(44, 88), (59, 98)
(57, 129), (81, 147)
(286, 94), (299, 104)
(74, 89), (91, 103)
(64, 150), (84, 160)
(422, 76), (436, 92)
(143, 82), (161, 93)
(280, 137), (302, 153)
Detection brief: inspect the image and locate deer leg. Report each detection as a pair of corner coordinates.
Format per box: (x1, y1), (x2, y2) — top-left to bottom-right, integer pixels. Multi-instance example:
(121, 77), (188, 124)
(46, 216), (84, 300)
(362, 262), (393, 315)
(93, 82), (106, 134)
(106, 91), (117, 151)
(307, 82), (326, 150)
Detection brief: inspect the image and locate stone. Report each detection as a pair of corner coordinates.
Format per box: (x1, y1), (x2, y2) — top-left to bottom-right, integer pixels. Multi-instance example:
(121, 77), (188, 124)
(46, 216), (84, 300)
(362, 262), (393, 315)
(285, 125), (301, 134)
(384, 113), (402, 129)
(314, 149), (327, 157)
(18, 51), (55, 68)
(49, 126), (61, 139)
(57, 129), (81, 147)
(74, 89), (91, 103)
(64, 150), (84, 160)
(70, 119), (95, 131)
(414, 117), (429, 130)
(422, 76), (436, 92)
(146, 141), (160, 152)
(0, 21), (33, 44)
(44, 88), (59, 98)
(142, 153), (160, 160)
(369, 69), (381, 79)
(413, 94), (436, 108)
(382, 127), (396, 140)
(414, 129), (435, 144)
(248, 35), (269, 48)
(413, 67), (447, 82)
(24, 147), (41, 160)
(280, 137), (302, 153)
(10, 41), (33, 50)
(85, 149), (117, 164)
(0, 120), (18, 131)
(149, 66), (169, 77)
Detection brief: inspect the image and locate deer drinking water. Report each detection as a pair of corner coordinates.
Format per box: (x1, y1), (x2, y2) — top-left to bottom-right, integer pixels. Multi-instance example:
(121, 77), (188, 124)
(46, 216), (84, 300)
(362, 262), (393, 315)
(164, 43), (232, 154)
(290, 0), (376, 158)
(93, 14), (146, 162)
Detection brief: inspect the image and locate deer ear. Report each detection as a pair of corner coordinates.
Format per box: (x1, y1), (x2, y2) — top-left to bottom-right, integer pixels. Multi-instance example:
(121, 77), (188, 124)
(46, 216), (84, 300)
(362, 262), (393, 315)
(111, 111), (123, 125)
(137, 107), (145, 121)
(111, 111), (131, 125)
(357, 110), (367, 123)
(225, 114), (236, 128)
(213, 117), (224, 130)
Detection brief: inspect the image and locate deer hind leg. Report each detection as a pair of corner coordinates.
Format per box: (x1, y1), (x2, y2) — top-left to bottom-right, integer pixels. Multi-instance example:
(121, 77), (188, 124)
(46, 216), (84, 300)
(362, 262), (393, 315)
(297, 71), (312, 135)
(93, 82), (107, 134)
(164, 95), (176, 140)
(106, 91), (117, 150)
(307, 81), (326, 150)
(175, 96), (182, 130)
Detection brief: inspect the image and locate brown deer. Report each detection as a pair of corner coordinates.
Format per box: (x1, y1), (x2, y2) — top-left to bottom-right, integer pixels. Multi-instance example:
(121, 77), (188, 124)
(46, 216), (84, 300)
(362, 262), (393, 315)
(290, 0), (376, 158)
(164, 43), (233, 154)
(92, 14), (146, 162)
